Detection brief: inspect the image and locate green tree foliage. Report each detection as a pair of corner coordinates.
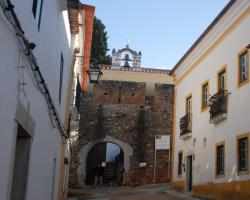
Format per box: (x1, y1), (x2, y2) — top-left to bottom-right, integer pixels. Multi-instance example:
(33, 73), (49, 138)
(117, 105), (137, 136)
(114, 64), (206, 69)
(91, 17), (111, 64)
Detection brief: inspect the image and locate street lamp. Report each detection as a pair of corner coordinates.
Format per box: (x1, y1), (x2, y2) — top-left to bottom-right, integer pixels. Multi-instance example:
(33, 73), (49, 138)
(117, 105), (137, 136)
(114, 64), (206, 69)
(87, 64), (103, 84)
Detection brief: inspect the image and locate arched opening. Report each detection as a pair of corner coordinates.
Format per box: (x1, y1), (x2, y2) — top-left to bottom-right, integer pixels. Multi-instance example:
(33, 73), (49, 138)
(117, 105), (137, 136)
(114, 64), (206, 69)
(85, 142), (124, 186)
(77, 135), (133, 186)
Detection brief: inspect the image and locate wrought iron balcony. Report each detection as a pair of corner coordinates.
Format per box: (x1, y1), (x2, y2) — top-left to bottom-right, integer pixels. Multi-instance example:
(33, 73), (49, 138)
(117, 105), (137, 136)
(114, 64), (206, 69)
(179, 113), (192, 138)
(209, 89), (228, 124)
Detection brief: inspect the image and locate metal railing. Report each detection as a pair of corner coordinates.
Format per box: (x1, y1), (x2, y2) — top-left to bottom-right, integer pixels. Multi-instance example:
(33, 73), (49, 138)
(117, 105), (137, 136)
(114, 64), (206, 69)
(180, 113), (192, 136)
(209, 89), (228, 121)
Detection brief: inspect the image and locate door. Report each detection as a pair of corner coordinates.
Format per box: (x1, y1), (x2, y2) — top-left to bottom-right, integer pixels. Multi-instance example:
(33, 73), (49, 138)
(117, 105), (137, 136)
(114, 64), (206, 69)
(11, 125), (32, 200)
(186, 155), (193, 192)
(50, 158), (57, 200)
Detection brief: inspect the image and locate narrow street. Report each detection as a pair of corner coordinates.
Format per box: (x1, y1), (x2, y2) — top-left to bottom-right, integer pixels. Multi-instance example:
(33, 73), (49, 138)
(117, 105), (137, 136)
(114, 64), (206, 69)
(68, 184), (201, 200)
(1, 0), (249, 199)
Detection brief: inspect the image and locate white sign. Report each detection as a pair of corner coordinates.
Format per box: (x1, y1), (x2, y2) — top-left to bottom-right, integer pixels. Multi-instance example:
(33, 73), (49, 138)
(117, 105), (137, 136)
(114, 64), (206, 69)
(101, 162), (106, 167)
(155, 135), (170, 150)
(139, 162), (147, 168)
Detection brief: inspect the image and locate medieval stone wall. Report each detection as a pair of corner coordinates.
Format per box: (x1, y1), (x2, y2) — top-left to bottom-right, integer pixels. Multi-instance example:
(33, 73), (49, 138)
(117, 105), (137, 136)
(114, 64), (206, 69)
(69, 80), (174, 187)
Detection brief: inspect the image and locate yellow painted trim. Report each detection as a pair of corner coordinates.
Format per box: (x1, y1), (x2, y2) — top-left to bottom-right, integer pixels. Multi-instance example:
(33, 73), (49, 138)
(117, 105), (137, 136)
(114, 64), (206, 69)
(201, 106), (209, 113)
(215, 141), (225, 178)
(237, 48), (250, 89)
(185, 93), (192, 114)
(171, 89), (177, 184)
(201, 79), (209, 112)
(175, 7), (250, 85)
(172, 73), (177, 82)
(236, 132), (250, 175)
(217, 64), (227, 91)
(171, 180), (185, 192)
(177, 150), (183, 176)
(193, 180), (250, 200)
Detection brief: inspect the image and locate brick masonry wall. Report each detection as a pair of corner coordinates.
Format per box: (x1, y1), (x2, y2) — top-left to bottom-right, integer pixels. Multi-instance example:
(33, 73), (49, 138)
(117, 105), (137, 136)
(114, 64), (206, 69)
(81, 4), (95, 92)
(69, 80), (174, 187)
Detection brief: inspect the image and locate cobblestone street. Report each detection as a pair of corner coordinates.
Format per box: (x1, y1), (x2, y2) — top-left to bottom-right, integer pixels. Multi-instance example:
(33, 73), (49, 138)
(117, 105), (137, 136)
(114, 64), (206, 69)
(68, 184), (201, 200)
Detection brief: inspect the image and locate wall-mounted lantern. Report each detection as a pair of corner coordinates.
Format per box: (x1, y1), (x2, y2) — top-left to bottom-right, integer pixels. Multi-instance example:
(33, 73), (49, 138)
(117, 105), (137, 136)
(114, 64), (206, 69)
(87, 64), (103, 84)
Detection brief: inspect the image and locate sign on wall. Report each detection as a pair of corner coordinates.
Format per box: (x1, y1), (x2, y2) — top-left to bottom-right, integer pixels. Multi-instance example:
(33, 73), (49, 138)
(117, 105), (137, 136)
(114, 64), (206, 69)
(139, 162), (147, 168)
(155, 135), (170, 150)
(101, 162), (106, 167)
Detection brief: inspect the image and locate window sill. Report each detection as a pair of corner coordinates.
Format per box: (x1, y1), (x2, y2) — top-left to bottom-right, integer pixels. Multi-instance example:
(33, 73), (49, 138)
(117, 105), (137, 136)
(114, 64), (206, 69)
(180, 132), (192, 140)
(237, 79), (249, 89)
(237, 170), (249, 176)
(201, 106), (209, 113)
(177, 174), (182, 178)
(215, 174), (225, 179)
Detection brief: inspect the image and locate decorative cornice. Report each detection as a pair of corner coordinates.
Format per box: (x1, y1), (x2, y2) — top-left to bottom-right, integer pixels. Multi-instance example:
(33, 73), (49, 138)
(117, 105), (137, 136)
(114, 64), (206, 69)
(67, 0), (80, 9)
(68, 3), (95, 35)
(68, 8), (79, 34)
(113, 45), (142, 56)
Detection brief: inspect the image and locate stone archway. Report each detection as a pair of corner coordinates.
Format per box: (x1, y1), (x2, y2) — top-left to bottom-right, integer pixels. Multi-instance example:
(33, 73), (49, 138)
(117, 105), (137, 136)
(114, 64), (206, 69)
(77, 135), (133, 184)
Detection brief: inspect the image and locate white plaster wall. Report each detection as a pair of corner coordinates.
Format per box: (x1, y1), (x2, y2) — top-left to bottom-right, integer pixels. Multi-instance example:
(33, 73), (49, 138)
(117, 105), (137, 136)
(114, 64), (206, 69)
(173, 2), (250, 187)
(75, 9), (85, 86)
(0, 0), (73, 199)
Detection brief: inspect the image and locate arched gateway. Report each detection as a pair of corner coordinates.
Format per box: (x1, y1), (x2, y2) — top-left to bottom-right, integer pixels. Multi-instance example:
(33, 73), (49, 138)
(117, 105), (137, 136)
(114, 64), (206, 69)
(69, 80), (174, 188)
(77, 135), (133, 184)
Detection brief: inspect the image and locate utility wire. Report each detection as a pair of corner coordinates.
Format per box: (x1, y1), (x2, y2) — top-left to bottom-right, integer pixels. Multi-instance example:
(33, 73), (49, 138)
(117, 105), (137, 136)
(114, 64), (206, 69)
(0, 1), (68, 143)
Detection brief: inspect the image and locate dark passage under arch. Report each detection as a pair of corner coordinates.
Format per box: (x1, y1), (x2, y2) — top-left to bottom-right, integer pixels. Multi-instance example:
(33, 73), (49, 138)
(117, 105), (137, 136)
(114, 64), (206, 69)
(86, 142), (124, 186)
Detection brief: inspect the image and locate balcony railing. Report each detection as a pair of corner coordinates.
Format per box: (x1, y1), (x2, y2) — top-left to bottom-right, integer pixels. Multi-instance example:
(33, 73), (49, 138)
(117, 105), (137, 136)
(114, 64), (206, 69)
(179, 113), (192, 137)
(209, 89), (228, 123)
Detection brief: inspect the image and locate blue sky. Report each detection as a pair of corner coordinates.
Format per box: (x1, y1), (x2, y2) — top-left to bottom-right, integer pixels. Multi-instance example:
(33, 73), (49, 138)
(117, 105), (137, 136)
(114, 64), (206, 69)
(81, 0), (229, 69)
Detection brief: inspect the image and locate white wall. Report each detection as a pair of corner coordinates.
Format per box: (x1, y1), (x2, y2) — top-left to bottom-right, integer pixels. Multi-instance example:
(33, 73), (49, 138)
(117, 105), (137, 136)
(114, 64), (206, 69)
(0, 0), (73, 199)
(173, 0), (250, 187)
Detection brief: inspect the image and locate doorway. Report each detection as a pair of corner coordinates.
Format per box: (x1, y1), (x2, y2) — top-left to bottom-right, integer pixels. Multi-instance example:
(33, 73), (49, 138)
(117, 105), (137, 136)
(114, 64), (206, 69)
(186, 155), (193, 192)
(86, 142), (124, 186)
(10, 124), (32, 200)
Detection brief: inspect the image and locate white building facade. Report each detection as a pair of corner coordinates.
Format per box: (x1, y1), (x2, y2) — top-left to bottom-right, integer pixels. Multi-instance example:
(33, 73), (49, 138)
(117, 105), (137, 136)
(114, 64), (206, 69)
(0, 0), (83, 199)
(171, 0), (250, 199)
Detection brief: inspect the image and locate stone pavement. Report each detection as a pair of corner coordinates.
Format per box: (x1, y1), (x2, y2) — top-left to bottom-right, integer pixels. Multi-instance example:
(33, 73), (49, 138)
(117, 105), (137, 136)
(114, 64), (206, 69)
(67, 183), (202, 200)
